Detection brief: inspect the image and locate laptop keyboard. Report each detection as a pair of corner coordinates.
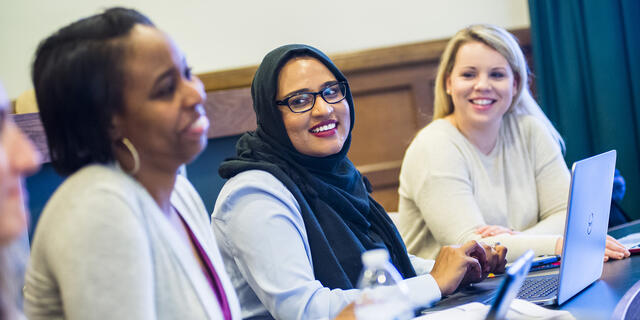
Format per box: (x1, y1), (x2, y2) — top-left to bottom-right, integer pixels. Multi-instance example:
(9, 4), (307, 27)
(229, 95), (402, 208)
(517, 276), (559, 299)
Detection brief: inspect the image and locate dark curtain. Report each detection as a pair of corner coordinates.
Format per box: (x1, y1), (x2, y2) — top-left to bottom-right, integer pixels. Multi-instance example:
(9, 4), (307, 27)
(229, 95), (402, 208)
(528, 0), (640, 219)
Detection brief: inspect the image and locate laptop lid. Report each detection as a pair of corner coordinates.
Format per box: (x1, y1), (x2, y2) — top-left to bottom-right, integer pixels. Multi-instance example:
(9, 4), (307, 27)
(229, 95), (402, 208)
(486, 250), (535, 320)
(556, 150), (616, 305)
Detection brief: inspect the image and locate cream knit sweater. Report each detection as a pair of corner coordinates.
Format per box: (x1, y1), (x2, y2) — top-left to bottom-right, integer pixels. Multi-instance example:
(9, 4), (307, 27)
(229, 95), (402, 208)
(397, 114), (569, 261)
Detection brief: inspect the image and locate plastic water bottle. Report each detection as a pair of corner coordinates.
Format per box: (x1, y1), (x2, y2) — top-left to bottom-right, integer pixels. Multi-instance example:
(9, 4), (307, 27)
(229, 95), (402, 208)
(354, 249), (413, 320)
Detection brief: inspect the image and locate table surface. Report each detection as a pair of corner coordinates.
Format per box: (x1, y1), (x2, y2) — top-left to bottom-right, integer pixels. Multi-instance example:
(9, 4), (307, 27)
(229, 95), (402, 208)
(424, 220), (640, 320)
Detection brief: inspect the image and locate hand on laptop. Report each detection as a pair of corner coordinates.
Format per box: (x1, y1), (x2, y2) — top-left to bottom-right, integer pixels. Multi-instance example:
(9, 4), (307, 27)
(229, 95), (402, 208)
(431, 240), (484, 296)
(479, 241), (508, 274)
(554, 235), (630, 261)
(476, 225), (520, 237)
(430, 240), (507, 296)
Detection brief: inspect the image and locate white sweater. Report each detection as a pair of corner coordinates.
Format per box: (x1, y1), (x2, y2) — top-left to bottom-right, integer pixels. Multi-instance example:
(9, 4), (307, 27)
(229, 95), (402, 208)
(25, 164), (242, 319)
(397, 114), (570, 261)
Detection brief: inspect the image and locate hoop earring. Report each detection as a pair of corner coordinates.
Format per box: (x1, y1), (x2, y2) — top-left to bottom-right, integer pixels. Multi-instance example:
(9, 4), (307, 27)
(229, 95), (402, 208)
(120, 137), (140, 175)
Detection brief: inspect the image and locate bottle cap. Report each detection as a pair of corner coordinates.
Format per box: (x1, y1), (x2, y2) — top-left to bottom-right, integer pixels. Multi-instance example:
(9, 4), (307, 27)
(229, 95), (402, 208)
(362, 249), (390, 266)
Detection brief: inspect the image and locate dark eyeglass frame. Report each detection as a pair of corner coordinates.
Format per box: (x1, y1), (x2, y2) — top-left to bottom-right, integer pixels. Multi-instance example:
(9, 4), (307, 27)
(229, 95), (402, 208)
(276, 82), (348, 113)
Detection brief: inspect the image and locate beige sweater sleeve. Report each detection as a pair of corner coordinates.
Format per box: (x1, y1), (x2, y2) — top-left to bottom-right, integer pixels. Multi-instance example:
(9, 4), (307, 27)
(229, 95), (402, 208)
(523, 116), (571, 235)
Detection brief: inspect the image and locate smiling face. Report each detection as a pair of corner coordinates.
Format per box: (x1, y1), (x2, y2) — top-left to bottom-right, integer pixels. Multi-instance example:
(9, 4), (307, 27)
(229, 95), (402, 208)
(0, 85), (40, 245)
(112, 25), (209, 173)
(446, 41), (517, 132)
(277, 57), (350, 157)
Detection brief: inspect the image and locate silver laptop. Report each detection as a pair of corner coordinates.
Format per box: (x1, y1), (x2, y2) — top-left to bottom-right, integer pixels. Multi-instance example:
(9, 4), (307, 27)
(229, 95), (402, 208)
(485, 250), (535, 320)
(516, 150), (616, 305)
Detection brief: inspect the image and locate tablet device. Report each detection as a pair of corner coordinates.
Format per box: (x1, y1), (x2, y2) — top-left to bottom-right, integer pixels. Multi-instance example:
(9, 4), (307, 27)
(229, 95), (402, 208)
(485, 250), (535, 320)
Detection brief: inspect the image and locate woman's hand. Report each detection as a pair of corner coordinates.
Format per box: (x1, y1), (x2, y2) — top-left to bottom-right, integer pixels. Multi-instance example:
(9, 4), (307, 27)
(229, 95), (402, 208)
(554, 235), (630, 261)
(476, 225), (518, 238)
(430, 240), (486, 296)
(555, 237), (563, 255)
(604, 235), (630, 261)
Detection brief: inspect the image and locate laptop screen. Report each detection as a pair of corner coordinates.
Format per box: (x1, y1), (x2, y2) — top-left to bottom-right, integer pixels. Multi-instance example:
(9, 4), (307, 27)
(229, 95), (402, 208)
(556, 150), (616, 304)
(486, 249), (535, 320)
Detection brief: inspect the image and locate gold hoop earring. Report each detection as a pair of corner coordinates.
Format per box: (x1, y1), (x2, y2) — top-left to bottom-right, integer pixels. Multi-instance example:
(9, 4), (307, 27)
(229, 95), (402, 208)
(120, 137), (140, 175)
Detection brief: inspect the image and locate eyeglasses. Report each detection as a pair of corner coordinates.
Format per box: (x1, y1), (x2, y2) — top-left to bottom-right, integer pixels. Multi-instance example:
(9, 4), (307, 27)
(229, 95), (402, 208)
(276, 82), (348, 113)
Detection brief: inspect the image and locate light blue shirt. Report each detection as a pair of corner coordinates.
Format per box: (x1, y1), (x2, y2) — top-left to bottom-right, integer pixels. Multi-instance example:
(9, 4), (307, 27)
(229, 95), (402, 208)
(212, 170), (442, 320)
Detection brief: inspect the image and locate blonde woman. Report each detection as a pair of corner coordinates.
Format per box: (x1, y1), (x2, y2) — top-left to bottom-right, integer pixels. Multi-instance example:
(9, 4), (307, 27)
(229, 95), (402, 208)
(397, 24), (628, 262)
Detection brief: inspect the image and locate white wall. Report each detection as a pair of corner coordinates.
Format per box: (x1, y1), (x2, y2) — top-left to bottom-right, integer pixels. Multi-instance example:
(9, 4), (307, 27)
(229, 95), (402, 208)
(0, 0), (529, 99)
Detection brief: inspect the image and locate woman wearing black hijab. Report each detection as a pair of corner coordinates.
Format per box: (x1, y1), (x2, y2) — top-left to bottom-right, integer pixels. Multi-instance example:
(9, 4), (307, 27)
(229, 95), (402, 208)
(212, 44), (507, 319)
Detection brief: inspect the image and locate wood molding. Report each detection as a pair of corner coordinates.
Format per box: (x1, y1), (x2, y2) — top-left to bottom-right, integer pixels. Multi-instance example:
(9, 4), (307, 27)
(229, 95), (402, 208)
(11, 28), (530, 102)
(199, 66), (259, 92)
(198, 28), (531, 91)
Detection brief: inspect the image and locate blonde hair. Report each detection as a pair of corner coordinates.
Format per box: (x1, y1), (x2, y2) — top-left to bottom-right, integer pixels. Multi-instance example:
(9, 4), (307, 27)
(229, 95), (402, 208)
(433, 24), (564, 151)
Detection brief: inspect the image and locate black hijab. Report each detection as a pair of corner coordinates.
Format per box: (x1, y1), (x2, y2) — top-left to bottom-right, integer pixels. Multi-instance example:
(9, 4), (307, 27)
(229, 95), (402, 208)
(219, 44), (416, 289)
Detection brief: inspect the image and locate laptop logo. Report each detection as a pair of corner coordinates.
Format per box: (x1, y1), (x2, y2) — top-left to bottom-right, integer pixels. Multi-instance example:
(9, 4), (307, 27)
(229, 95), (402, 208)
(587, 212), (594, 235)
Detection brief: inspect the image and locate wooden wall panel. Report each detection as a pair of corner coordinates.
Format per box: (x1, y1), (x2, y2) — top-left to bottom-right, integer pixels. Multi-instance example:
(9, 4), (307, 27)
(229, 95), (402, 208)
(12, 113), (50, 163)
(350, 88), (416, 164)
(345, 62), (439, 211)
(204, 87), (256, 138)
